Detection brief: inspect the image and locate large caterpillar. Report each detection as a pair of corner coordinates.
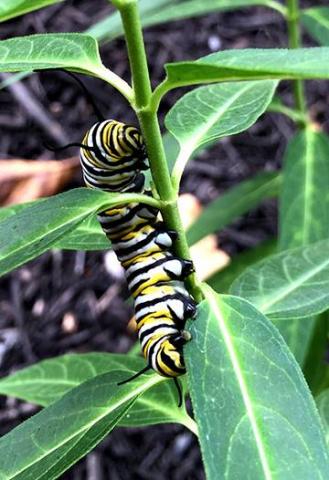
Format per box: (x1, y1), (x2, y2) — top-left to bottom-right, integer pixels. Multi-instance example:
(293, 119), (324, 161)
(79, 120), (196, 383)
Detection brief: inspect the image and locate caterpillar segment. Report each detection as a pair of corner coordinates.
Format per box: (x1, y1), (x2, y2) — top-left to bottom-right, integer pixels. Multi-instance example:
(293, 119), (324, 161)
(134, 283), (196, 326)
(79, 119), (196, 380)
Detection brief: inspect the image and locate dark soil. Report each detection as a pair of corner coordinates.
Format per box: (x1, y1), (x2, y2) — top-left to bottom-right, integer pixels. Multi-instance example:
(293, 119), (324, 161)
(0, 1), (328, 478)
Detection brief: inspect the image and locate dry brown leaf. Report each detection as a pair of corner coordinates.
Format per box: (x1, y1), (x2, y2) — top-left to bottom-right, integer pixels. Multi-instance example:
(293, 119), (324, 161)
(0, 157), (79, 205)
(177, 193), (202, 230)
(127, 315), (137, 333)
(190, 235), (230, 282)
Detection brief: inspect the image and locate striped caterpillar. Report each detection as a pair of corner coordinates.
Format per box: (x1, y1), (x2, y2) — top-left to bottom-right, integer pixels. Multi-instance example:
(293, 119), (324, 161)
(45, 72), (196, 399)
(79, 120), (196, 388)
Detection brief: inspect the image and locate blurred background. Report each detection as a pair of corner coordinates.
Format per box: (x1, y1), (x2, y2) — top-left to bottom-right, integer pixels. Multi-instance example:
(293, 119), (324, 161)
(0, 0), (328, 478)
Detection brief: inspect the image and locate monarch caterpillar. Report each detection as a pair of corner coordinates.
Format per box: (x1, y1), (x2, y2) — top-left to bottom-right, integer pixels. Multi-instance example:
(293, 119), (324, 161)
(46, 72), (196, 401)
(79, 120), (196, 386)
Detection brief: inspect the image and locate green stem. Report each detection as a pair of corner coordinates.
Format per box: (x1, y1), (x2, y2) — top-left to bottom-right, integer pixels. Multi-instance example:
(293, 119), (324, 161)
(268, 99), (309, 126)
(182, 415), (199, 436)
(138, 110), (175, 202)
(138, 111), (202, 301)
(112, 0), (203, 303)
(113, 0), (151, 108)
(286, 0), (307, 120)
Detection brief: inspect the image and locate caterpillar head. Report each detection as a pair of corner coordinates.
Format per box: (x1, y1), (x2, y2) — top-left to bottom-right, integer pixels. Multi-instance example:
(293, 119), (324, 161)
(150, 332), (191, 378)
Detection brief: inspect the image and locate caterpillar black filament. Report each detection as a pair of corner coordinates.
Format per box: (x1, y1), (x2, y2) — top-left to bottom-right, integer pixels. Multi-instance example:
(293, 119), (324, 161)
(79, 119), (196, 380)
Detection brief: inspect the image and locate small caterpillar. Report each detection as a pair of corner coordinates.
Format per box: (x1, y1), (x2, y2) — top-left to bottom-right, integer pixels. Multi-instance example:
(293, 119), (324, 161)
(79, 120), (196, 383)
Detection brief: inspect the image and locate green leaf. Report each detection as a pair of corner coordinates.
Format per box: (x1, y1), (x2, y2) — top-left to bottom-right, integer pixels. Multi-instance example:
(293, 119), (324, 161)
(0, 188), (128, 277)
(0, 353), (140, 406)
(208, 238), (276, 293)
(0, 34), (105, 76)
(0, 371), (164, 480)
(88, 0), (285, 44)
(0, 0), (63, 22)
(276, 129), (329, 363)
(162, 131), (180, 173)
(185, 285), (329, 479)
(165, 81), (278, 185)
(55, 214), (110, 250)
(141, 0), (285, 26)
(0, 201), (38, 222)
(302, 7), (329, 46)
(316, 389), (329, 446)
(0, 1), (283, 87)
(0, 201), (109, 252)
(161, 48), (329, 92)
(279, 129), (329, 249)
(86, 0), (169, 43)
(0, 353), (194, 430)
(187, 172), (280, 245)
(303, 312), (329, 396)
(230, 238), (329, 320)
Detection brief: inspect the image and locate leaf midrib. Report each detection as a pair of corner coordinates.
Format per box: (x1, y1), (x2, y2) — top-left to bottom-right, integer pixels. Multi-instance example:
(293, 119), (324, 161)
(204, 288), (272, 480)
(179, 82), (255, 152)
(301, 128), (316, 245)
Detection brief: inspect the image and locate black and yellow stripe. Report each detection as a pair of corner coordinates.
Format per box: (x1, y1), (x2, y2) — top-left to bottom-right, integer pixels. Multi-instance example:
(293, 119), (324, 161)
(80, 119), (196, 378)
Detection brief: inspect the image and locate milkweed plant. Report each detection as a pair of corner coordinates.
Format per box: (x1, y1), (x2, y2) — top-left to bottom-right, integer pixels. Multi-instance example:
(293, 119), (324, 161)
(0, 0), (329, 478)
